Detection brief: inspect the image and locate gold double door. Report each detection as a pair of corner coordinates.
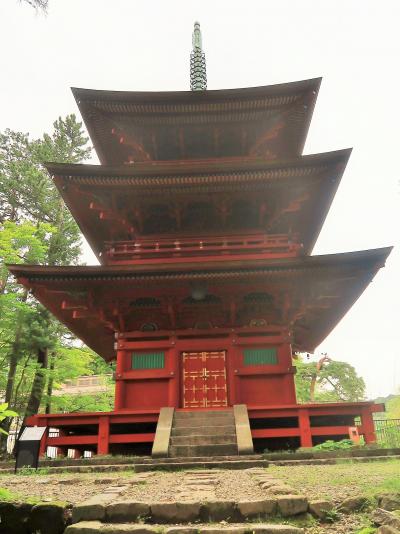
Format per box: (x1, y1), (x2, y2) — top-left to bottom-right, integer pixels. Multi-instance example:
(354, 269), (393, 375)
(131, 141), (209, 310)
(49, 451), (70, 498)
(182, 351), (228, 408)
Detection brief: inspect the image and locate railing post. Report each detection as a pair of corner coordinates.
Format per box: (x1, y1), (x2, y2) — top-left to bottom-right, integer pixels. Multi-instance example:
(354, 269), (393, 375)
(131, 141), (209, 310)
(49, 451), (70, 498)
(361, 408), (376, 444)
(114, 348), (125, 410)
(39, 427), (48, 457)
(299, 408), (312, 448)
(98, 416), (110, 455)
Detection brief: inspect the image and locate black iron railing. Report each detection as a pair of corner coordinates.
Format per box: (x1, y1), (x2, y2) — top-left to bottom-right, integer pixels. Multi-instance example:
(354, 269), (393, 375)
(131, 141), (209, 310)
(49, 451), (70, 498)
(374, 419), (400, 447)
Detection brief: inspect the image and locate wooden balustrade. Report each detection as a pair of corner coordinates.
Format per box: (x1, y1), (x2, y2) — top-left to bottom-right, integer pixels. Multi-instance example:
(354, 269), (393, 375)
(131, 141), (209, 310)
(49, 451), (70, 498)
(104, 234), (302, 263)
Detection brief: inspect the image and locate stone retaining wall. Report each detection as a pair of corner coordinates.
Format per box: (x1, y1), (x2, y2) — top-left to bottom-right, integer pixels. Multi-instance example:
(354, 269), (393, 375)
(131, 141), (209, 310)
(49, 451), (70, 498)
(0, 502), (70, 534)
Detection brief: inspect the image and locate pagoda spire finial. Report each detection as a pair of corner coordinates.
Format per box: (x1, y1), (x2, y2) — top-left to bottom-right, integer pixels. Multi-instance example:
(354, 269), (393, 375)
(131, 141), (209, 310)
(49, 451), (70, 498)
(190, 21), (207, 91)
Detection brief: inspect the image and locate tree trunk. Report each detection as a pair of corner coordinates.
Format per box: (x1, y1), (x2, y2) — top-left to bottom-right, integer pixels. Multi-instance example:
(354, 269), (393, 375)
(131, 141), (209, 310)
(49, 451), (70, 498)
(309, 372), (317, 402)
(25, 347), (48, 417)
(309, 355), (331, 403)
(45, 351), (56, 414)
(0, 290), (28, 453)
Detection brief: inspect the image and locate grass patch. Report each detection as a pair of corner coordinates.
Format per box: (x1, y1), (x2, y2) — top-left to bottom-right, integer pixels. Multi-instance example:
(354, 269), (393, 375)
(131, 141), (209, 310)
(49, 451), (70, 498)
(268, 459), (400, 503)
(118, 468), (136, 477)
(0, 487), (67, 506)
(373, 476), (400, 494)
(0, 487), (18, 501)
(245, 513), (317, 528)
(15, 466), (50, 476)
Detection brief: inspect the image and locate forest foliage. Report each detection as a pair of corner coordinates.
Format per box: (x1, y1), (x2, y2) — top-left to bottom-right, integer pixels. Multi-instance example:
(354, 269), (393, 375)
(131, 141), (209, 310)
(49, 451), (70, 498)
(293, 354), (367, 403)
(0, 117), (113, 450)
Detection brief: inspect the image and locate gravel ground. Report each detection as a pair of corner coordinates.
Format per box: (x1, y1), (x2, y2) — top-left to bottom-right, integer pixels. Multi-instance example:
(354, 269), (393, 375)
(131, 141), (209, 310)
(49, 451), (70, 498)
(121, 470), (266, 502)
(0, 469), (265, 505)
(0, 471), (132, 505)
(1, 462), (399, 534)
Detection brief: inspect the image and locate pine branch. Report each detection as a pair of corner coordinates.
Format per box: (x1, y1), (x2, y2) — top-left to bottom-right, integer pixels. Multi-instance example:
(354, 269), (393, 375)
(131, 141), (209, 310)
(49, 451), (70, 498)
(20, 0), (48, 13)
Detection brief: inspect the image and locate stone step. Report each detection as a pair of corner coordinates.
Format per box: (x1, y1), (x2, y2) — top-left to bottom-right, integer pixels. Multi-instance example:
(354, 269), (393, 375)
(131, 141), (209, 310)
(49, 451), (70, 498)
(174, 413), (234, 420)
(170, 433), (237, 446)
(3, 458), (269, 475)
(134, 458), (269, 473)
(173, 417), (234, 428)
(169, 443), (238, 457)
(139, 454), (265, 464)
(174, 411), (233, 419)
(65, 522), (303, 534)
(171, 424), (236, 437)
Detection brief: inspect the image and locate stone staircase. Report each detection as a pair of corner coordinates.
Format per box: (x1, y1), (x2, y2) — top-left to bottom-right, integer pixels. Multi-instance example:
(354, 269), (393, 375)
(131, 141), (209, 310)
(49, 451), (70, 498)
(66, 468), (307, 534)
(169, 409), (238, 457)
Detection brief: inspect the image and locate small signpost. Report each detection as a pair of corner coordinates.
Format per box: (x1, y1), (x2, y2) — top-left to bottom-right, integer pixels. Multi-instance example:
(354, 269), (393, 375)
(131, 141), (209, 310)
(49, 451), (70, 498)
(15, 426), (47, 472)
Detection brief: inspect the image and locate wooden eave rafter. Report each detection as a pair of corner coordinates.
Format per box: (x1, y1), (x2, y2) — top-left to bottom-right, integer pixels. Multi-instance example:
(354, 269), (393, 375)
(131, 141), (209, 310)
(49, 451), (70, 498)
(46, 148), (350, 183)
(72, 78), (321, 165)
(46, 149), (351, 262)
(7, 247), (392, 360)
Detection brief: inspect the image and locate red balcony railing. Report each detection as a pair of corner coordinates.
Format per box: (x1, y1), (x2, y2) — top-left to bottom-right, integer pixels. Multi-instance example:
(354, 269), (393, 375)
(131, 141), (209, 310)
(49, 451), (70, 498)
(104, 233), (302, 264)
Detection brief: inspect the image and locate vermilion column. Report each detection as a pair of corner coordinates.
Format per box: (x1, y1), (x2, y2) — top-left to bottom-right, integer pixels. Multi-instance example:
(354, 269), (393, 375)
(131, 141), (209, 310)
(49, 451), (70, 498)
(98, 416), (110, 455)
(56, 428), (67, 458)
(167, 345), (179, 408)
(227, 339), (237, 406)
(114, 349), (125, 410)
(360, 407), (376, 444)
(298, 408), (312, 448)
(39, 427), (48, 457)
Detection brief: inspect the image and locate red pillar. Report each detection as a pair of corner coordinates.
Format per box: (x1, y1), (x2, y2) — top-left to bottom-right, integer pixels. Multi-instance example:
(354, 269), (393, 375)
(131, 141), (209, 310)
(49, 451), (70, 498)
(71, 449), (83, 459)
(228, 334), (238, 406)
(56, 428), (67, 457)
(299, 408), (312, 448)
(98, 416), (110, 455)
(114, 349), (125, 410)
(39, 427), (48, 457)
(56, 447), (67, 458)
(168, 344), (179, 408)
(361, 408), (376, 444)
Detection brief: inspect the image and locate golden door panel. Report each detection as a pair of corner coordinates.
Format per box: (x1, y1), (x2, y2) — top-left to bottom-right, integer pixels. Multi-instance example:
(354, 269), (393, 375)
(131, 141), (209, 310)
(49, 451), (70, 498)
(182, 351), (228, 408)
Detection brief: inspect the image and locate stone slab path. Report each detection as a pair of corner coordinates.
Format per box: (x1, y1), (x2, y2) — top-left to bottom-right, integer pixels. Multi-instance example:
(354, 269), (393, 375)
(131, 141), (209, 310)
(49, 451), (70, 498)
(65, 522), (304, 534)
(69, 467), (313, 533)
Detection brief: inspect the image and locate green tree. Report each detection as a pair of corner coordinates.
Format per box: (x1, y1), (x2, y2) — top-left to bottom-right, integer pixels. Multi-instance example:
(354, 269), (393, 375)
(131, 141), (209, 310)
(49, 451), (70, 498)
(43, 346), (113, 414)
(0, 221), (55, 411)
(0, 116), (91, 452)
(19, 0), (48, 12)
(0, 404), (18, 435)
(294, 355), (366, 403)
(386, 395), (400, 419)
(51, 390), (114, 414)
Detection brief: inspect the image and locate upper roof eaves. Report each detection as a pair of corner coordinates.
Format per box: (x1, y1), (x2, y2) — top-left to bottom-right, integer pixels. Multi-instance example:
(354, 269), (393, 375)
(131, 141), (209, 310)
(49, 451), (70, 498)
(45, 148), (349, 184)
(71, 77), (322, 110)
(72, 78), (322, 165)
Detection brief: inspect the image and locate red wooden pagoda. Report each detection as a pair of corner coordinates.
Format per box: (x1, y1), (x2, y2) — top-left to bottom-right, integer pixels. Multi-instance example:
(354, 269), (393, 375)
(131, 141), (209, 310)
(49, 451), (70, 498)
(9, 24), (391, 457)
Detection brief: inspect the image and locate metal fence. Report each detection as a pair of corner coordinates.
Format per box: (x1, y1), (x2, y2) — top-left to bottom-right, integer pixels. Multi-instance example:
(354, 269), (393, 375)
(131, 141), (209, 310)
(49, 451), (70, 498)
(374, 419), (400, 447)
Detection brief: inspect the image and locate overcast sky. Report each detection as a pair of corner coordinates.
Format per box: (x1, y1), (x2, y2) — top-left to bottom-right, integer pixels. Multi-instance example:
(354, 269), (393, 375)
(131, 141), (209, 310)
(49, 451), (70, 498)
(1, 0), (399, 399)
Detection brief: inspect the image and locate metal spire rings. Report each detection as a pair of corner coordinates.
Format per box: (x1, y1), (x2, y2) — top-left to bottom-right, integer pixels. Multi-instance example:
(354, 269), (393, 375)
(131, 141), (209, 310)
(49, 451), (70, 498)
(190, 21), (207, 91)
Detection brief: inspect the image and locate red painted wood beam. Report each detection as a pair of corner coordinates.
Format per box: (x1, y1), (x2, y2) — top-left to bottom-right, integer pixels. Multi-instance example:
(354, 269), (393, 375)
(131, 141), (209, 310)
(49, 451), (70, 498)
(109, 433), (155, 443)
(47, 435), (98, 446)
(251, 428), (300, 438)
(310, 426), (352, 436)
(236, 367), (295, 377)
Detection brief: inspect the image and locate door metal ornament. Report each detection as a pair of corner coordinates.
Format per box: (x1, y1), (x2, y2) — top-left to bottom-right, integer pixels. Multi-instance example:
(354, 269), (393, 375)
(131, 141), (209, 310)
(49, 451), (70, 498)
(182, 351), (228, 408)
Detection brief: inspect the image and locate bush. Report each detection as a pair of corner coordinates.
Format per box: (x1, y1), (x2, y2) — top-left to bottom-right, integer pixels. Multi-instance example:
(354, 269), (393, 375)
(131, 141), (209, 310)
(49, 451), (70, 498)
(312, 439), (356, 451)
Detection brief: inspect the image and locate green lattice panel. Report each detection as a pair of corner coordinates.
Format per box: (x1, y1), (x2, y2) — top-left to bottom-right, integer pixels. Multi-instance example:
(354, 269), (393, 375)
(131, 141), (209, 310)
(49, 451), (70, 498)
(131, 352), (165, 370)
(243, 348), (278, 366)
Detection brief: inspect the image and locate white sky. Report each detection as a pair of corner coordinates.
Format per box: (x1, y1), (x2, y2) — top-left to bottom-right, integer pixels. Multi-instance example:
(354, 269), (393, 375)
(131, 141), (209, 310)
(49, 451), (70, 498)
(1, 0), (399, 399)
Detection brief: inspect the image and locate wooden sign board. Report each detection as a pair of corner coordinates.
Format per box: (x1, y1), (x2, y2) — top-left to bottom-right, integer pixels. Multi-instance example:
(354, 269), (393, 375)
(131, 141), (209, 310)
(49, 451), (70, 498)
(15, 426), (47, 472)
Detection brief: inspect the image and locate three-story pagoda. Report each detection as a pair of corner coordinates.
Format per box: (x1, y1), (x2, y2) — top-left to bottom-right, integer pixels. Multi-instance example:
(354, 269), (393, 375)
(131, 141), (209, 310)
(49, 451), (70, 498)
(9, 24), (391, 457)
